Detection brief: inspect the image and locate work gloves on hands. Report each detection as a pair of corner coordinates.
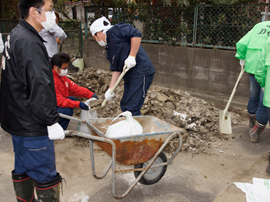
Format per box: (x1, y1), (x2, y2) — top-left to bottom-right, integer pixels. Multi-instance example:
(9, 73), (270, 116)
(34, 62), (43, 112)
(80, 102), (89, 110)
(239, 59), (245, 66)
(91, 93), (99, 99)
(47, 123), (65, 140)
(105, 89), (115, 101)
(124, 56), (136, 69)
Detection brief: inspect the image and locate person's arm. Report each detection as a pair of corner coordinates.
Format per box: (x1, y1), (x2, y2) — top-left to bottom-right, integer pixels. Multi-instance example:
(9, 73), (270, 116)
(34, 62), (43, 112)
(235, 29), (253, 60)
(54, 84), (80, 108)
(129, 37), (141, 57)
(56, 37), (60, 44)
(256, 39), (270, 88)
(25, 41), (59, 126)
(123, 24), (142, 69)
(49, 23), (67, 40)
(67, 78), (94, 98)
(109, 71), (121, 89)
(256, 46), (267, 87)
(104, 71), (121, 101)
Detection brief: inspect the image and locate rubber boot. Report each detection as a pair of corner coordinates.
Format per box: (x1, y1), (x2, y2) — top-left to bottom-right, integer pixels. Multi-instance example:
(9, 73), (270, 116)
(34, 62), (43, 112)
(249, 121), (266, 143)
(35, 173), (62, 202)
(248, 113), (256, 129)
(12, 170), (36, 202)
(266, 152), (270, 174)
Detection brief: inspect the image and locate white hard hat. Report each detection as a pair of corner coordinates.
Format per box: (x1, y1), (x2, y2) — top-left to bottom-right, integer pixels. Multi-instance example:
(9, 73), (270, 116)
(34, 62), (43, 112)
(90, 16), (112, 36)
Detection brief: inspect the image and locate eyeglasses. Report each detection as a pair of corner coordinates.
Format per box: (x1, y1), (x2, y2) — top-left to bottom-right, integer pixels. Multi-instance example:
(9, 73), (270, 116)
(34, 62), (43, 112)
(36, 8), (55, 14)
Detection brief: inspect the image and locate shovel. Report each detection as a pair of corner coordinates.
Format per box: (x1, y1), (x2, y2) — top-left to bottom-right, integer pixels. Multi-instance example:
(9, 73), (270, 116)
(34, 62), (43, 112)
(219, 62), (245, 134)
(90, 64), (129, 111)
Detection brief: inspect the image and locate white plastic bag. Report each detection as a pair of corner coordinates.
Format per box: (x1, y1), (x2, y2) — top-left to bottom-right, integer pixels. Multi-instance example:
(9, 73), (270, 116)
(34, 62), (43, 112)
(234, 178), (270, 202)
(72, 58), (84, 71)
(105, 111), (143, 138)
(77, 98), (97, 134)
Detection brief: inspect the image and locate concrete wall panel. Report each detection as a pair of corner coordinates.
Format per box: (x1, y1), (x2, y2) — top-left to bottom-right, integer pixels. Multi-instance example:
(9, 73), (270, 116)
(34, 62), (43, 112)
(83, 39), (250, 99)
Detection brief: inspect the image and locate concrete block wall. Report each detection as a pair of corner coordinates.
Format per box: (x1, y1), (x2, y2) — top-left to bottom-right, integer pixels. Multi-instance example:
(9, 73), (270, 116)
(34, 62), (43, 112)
(84, 39), (249, 99)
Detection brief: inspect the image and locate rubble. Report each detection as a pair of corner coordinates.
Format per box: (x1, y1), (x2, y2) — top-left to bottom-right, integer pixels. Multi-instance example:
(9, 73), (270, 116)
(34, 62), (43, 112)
(68, 67), (244, 154)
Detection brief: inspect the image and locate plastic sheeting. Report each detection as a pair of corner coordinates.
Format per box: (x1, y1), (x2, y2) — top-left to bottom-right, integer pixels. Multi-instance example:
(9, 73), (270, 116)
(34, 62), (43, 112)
(234, 178), (270, 202)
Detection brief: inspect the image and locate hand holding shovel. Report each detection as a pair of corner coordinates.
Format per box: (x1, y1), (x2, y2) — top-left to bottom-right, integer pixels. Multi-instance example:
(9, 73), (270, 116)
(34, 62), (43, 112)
(90, 64), (129, 111)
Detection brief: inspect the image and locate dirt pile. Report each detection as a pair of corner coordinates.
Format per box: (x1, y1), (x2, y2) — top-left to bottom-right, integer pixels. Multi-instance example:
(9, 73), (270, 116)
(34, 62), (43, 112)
(68, 67), (243, 154)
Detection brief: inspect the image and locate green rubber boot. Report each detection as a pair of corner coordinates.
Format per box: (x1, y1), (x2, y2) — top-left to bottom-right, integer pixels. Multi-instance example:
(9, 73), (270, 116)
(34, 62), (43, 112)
(35, 173), (62, 202)
(12, 170), (36, 202)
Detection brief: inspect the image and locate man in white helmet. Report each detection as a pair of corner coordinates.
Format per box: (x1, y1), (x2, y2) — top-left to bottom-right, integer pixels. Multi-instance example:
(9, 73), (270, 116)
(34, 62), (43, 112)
(90, 16), (155, 115)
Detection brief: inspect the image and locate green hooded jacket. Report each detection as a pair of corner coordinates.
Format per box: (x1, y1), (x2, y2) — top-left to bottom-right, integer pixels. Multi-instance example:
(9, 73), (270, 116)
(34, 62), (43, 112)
(235, 21), (270, 74)
(255, 37), (270, 107)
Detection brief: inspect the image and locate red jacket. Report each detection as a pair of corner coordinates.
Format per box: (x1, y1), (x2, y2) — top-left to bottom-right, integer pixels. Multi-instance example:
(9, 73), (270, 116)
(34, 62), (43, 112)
(53, 69), (94, 108)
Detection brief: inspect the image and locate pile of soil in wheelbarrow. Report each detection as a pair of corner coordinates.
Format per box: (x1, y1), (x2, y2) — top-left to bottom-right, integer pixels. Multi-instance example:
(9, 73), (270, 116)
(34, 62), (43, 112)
(67, 67), (244, 155)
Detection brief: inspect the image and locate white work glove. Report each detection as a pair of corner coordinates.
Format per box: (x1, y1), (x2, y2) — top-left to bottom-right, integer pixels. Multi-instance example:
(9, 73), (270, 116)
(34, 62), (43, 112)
(105, 89), (115, 101)
(239, 59), (245, 66)
(262, 87), (265, 91)
(47, 123), (65, 140)
(124, 56), (136, 69)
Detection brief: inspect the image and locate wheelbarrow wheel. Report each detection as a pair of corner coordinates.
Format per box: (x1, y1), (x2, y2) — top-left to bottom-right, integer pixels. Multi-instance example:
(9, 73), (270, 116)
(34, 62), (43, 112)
(134, 152), (167, 185)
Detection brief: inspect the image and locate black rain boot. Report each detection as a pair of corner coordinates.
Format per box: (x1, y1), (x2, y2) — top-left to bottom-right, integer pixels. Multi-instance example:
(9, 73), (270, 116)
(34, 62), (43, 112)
(35, 173), (62, 202)
(248, 113), (256, 129)
(249, 121), (266, 143)
(12, 170), (36, 202)
(266, 152), (270, 174)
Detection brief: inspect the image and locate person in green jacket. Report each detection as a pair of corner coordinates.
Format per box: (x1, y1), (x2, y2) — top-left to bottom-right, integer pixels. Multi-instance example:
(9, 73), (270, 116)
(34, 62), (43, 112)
(235, 21), (269, 143)
(255, 37), (270, 174)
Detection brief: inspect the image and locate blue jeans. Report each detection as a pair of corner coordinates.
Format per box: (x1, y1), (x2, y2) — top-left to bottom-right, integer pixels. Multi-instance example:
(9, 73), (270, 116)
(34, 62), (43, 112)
(121, 74), (154, 116)
(12, 135), (57, 183)
(267, 108), (270, 125)
(247, 74), (268, 125)
(57, 96), (75, 130)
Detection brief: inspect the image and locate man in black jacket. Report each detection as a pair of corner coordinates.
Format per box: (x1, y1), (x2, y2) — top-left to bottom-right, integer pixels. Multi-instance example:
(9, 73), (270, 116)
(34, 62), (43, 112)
(0, 0), (64, 201)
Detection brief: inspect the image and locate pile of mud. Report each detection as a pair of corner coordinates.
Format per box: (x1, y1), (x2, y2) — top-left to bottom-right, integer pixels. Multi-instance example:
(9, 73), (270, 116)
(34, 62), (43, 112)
(68, 67), (243, 154)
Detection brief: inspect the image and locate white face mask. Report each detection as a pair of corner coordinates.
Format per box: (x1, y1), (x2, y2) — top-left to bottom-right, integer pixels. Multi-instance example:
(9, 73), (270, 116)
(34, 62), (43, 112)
(58, 68), (68, 76)
(96, 39), (107, 47)
(36, 10), (56, 31)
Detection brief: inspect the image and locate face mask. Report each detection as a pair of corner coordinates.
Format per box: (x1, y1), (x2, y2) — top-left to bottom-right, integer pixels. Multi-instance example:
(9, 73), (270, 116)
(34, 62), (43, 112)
(36, 11), (56, 31)
(58, 68), (68, 76)
(96, 39), (107, 47)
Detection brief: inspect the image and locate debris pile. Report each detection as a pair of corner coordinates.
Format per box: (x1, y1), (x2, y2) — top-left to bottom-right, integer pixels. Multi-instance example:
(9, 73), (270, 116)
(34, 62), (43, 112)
(68, 67), (243, 154)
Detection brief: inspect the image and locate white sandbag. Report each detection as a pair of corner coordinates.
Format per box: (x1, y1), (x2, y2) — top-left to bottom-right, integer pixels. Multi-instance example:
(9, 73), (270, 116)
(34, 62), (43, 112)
(77, 98), (97, 134)
(234, 178), (270, 202)
(105, 111), (143, 138)
(72, 58), (84, 71)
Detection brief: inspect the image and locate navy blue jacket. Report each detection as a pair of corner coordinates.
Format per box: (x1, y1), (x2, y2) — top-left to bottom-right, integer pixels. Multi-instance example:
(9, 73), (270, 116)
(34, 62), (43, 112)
(106, 23), (155, 81)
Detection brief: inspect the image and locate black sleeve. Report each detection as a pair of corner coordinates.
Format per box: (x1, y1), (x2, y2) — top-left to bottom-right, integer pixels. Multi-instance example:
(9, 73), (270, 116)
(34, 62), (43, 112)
(24, 40), (59, 126)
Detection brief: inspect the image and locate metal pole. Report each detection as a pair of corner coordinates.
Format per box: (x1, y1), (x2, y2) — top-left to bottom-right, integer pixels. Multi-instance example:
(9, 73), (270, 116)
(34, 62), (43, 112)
(266, 0), (269, 21)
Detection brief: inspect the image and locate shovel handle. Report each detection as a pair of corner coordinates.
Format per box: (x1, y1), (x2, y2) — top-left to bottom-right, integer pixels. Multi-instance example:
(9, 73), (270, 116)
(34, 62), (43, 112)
(110, 64), (128, 94)
(223, 63), (245, 120)
(91, 64), (129, 111)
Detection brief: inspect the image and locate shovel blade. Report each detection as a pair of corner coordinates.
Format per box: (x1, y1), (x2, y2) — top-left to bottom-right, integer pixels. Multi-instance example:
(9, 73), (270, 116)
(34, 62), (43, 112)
(219, 110), (232, 134)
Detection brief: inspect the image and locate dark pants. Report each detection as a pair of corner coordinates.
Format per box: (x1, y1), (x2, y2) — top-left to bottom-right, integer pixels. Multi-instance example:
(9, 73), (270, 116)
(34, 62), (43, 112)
(121, 74), (154, 116)
(267, 108), (270, 126)
(57, 96), (75, 130)
(247, 74), (268, 125)
(12, 134), (57, 183)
